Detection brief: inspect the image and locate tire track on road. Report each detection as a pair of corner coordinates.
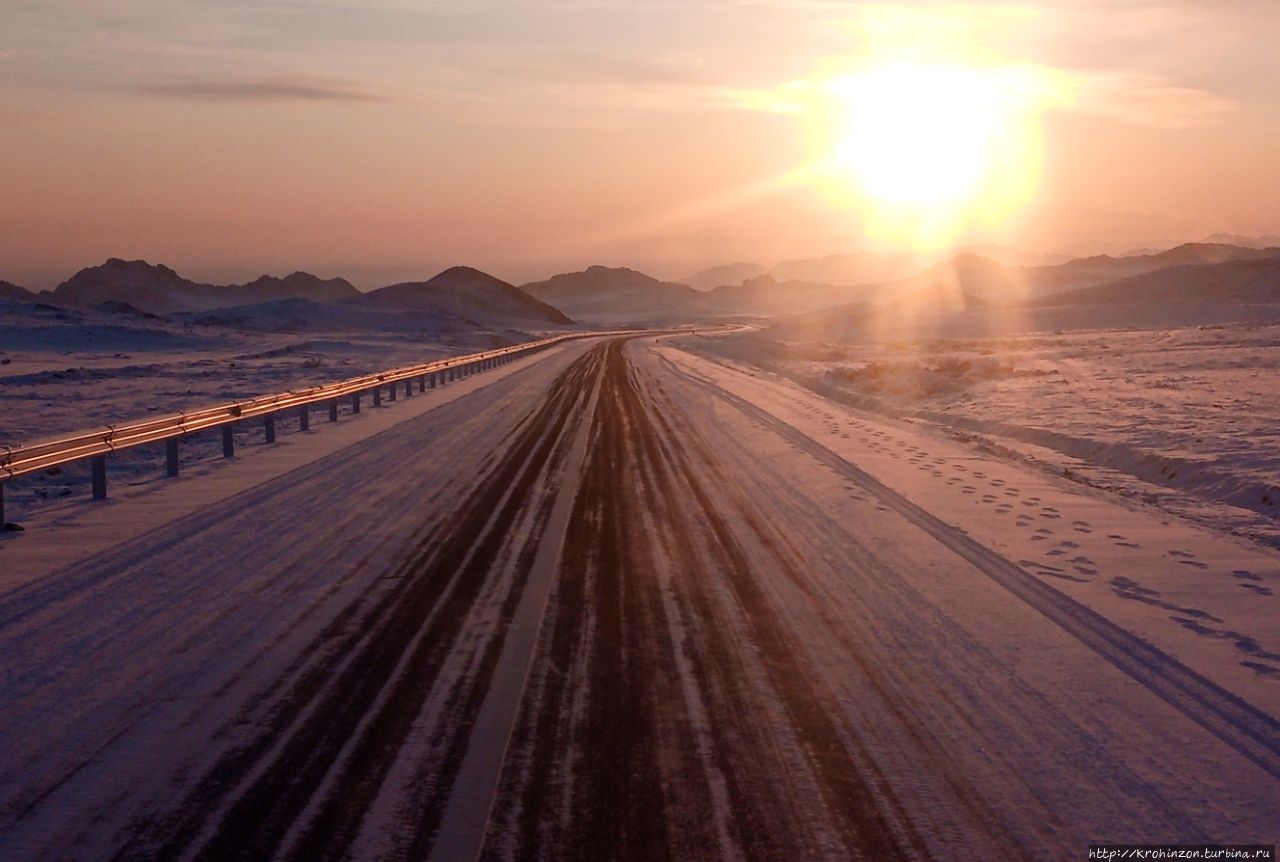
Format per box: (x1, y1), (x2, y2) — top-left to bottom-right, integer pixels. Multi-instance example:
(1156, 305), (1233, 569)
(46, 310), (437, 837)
(485, 340), (922, 861)
(110, 345), (608, 862)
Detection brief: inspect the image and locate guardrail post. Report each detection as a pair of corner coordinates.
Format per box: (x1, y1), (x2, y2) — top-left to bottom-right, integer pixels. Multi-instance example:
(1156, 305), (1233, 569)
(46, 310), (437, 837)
(329, 398), (339, 422)
(166, 439), (180, 477)
(264, 413), (276, 444)
(352, 392), (361, 414)
(405, 378), (413, 397)
(388, 382), (397, 402)
(223, 425), (235, 458)
(1, 483), (5, 527)
(91, 455), (107, 500)
(430, 372), (438, 388)
(418, 375), (425, 393)
(299, 405), (310, 432)
(373, 387), (382, 408)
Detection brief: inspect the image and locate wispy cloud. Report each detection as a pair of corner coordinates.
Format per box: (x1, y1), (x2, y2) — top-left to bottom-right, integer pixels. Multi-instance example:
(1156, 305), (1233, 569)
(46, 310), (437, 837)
(139, 76), (386, 103)
(1068, 71), (1234, 128)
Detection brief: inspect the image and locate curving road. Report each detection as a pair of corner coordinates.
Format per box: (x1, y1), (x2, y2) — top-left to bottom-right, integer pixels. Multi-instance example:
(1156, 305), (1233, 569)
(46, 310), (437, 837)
(0, 335), (1276, 861)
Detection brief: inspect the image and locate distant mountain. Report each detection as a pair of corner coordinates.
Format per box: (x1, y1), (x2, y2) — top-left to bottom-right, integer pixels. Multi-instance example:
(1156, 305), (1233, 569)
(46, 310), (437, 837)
(1028, 242), (1280, 296)
(951, 244), (1070, 267)
(1142, 242), (1280, 267)
(770, 251), (925, 286)
(1203, 233), (1280, 249)
(906, 242), (1280, 302)
(520, 265), (698, 324)
(0, 280), (36, 302)
(232, 272), (358, 303)
(766, 254), (1280, 344)
(54, 259), (199, 313)
(1033, 258), (1280, 307)
(764, 277), (988, 344)
(52, 259), (360, 313)
(701, 273), (871, 318)
(357, 266), (573, 325)
(681, 262), (768, 291)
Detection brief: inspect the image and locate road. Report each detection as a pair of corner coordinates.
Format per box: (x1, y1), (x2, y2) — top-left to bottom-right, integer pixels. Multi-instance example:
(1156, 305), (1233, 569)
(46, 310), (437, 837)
(0, 335), (1277, 861)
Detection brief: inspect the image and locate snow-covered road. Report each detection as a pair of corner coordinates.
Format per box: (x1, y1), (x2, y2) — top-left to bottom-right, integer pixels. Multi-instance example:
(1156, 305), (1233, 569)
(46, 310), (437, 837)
(0, 335), (1276, 861)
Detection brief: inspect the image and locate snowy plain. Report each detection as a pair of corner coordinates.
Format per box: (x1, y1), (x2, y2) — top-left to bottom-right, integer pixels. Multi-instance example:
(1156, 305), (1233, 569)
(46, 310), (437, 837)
(0, 291), (1277, 858)
(0, 297), (557, 521)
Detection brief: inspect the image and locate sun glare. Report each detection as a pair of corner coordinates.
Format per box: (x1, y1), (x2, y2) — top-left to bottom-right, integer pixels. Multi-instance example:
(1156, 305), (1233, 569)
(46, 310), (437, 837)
(812, 62), (1056, 248)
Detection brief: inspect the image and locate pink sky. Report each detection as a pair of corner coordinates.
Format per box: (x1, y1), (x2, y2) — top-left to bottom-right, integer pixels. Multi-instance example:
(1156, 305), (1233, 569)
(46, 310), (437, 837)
(3, 1), (1278, 289)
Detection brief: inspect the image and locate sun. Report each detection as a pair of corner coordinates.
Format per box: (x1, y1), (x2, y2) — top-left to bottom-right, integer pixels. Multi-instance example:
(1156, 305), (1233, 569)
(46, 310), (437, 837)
(812, 62), (1052, 247)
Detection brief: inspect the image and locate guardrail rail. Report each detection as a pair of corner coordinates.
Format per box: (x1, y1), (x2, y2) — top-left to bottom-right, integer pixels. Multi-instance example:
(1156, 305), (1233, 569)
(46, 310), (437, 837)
(0, 329), (661, 526)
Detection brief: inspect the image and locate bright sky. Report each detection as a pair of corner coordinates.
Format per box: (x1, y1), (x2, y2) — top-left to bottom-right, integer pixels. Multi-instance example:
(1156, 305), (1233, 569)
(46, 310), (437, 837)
(3, 1), (1278, 288)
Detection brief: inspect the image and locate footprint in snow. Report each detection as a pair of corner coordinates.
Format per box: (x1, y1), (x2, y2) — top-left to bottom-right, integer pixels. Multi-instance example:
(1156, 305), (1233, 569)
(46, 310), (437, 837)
(1168, 549), (1195, 558)
(1239, 583), (1274, 596)
(1232, 570), (1262, 582)
(1059, 540), (1080, 549)
(982, 494), (998, 502)
(1178, 559), (1210, 570)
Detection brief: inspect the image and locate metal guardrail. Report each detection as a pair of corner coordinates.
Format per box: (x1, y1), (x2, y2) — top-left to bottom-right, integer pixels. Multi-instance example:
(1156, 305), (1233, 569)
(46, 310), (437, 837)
(0, 330), (632, 523)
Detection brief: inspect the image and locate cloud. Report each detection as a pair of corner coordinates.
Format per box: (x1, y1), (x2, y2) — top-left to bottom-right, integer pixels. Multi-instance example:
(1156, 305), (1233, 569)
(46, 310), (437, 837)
(1065, 71), (1234, 128)
(139, 76), (386, 103)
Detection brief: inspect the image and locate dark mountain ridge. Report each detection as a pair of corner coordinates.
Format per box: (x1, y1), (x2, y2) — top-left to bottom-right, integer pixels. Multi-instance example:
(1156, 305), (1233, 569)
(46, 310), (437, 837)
(52, 259), (359, 314)
(358, 266), (573, 325)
